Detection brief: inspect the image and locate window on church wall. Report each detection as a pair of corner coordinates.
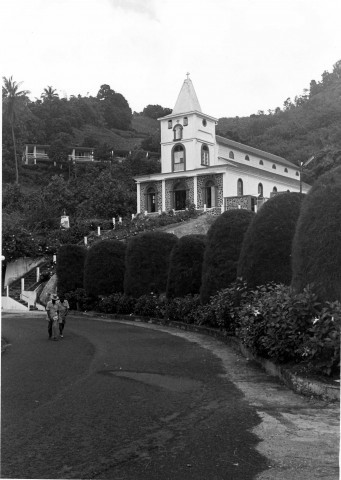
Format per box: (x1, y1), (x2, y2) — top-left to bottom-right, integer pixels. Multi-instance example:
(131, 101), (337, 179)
(237, 178), (243, 196)
(258, 183), (263, 197)
(259, 160), (264, 165)
(245, 155), (250, 161)
(229, 151), (234, 159)
(173, 124), (183, 141)
(172, 144), (185, 172)
(168, 120), (172, 129)
(272, 164), (276, 169)
(296, 171), (299, 176)
(273, 186), (277, 193)
(184, 117), (188, 126)
(201, 144), (209, 166)
(284, 168), (288, 173)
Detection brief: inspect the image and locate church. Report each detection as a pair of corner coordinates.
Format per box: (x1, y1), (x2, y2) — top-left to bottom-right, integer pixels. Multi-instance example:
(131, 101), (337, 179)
(135, 76), (310, 214)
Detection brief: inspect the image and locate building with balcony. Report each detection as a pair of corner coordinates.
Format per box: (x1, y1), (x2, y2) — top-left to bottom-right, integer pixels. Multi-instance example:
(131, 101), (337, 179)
(22, 145), (95, 164)
(134, 76), (310, 214)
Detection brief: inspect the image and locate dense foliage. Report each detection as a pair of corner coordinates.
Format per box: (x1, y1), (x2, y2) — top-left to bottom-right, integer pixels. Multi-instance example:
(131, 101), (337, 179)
(124, 231), (178, 297)
(56, 244), (87, 294)
(291, 166), (341, 302)
(84, 240), (126, 296)
(201, 209), (255, 304)
(237, 192), (304, 288)
(166, 234), (206, 298)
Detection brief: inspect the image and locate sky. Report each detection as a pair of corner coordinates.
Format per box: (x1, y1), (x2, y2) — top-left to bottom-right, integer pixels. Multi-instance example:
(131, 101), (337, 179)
(1, 0), (340, 119)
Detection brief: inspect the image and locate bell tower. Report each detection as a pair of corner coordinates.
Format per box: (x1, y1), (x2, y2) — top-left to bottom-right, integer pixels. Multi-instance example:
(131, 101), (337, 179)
(158, 75), (217, 174)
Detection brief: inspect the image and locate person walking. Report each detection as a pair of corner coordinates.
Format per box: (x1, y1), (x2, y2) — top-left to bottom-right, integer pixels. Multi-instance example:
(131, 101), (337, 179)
(58, 295), (70, 338)
(46, 294), (60, 341)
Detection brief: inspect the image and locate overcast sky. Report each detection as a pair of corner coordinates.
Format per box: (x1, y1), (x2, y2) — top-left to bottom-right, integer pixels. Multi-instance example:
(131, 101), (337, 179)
(1, 0), (340, 118)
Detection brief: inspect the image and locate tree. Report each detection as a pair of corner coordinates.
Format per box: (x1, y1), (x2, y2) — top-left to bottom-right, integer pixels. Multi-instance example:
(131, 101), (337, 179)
(84, 240), (126, 296)
(237, 193), (304, 289)
(41, 86), (59, 101)
(201, 210), (255, 304)
(166, 235), (206, 298)
(2, 76), (30, 184)
(142, 104), (172, 119)
(124, 231), (178, 298)
(291, 167), (341, 302)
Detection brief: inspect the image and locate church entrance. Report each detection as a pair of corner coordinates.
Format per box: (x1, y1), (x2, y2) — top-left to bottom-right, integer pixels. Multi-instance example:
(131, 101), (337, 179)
(205, 181), (216, 208)
(173, 182), (187, 210)
(146, 187), (156, 212)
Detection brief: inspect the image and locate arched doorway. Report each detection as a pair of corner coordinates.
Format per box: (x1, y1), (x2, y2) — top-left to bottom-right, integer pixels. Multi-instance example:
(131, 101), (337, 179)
(205, 180), (216, 208)
(146, 186), (157, 213)
(173, 181), (187, 210)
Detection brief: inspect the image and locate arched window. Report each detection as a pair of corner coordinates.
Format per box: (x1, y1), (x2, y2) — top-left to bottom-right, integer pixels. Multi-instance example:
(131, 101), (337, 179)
(258, 183), (263, 197)
(272, 164), (276, 169)
(296, 171), (299, 176)
(173, 124), (183, 141)
(168, 120), (172, 129)
(237, 178), (243, 196)
(204, 180), (216, 208)
(284, 168), (288, 173)
(183, 116), (188, 126)
(259, 160), (264, 165)
(229, 151), (234, 159)
(201, 144), (209, 166)
(172, 144), (185, 172)
(146, 186), (157, 213)
(273, 186), (277, 193)
(245, 155), (250, 161)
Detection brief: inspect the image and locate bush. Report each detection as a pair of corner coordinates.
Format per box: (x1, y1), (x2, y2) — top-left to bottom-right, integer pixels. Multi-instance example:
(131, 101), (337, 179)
(237, 192), (304, 289)
(165, 295), (201, 324)
(208, 281), (248, 332)
(166, 235), (206, 298)
(56, 244), (87, 294)
(84, 240), (126, 296)
(201, 210), (255, 304)
(134, 294), (167, 319)
(98, 293), (136, 315)
(64, 288), (99, 311)
(124, 231), (178, 297)
(291, 166), (341, 302)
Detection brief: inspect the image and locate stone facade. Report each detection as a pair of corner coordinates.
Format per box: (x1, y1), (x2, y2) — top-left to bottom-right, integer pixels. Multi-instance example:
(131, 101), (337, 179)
(164, 177), (194, 212)
(196, 174), (224, 208)
(224, 195), (257, 211)
(140, 181), (162, 213)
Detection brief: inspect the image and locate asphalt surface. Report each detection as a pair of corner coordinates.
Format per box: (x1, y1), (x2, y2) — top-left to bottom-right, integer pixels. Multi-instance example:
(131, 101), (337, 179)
(1, 313), (339, 480)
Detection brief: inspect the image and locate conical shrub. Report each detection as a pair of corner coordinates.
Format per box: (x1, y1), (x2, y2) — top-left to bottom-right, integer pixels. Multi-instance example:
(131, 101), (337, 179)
(237, 192), (304, 288)
(124, 231), (178, 298)
(84, 240), (126, 296)
(201, 209), (255, 304)
(166, 234), (206, 298)
(291, 167), (341, 301)
(56, 244), (87, 294)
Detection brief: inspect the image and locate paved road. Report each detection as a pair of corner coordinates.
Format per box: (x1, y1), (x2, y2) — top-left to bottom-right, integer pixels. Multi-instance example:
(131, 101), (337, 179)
(1, 313), (339, 480)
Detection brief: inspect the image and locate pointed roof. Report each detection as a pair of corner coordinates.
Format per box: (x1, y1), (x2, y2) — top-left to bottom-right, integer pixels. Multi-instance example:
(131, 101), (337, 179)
(172, 76), (202, 114)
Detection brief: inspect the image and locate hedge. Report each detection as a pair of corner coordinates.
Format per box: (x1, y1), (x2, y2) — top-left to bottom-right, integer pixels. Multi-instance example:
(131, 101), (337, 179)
(56, 244), (87, 294)
(124, 231), (178, 297)
(166, 234), (206, 298)
(237, 192), (303, 288)
(84, 239), (126, 296)
(291, 166), (341, 302)
(200, 209), (255, 304)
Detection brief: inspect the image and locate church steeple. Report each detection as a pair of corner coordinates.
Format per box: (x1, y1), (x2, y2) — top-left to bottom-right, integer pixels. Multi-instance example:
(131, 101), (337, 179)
(172, 75), (202, 114)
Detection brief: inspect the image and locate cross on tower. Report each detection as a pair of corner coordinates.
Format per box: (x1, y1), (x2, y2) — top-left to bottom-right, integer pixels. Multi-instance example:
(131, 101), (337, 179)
(186, 72), (190, 80)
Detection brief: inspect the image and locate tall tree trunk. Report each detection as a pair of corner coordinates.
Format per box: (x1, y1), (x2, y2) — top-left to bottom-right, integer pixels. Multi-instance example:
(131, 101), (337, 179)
(11, 123), (19, 184)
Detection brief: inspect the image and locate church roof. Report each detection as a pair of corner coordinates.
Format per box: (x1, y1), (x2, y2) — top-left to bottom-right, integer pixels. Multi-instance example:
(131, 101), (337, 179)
(172, 77), (202, 114)
(216, 135), (298, 169)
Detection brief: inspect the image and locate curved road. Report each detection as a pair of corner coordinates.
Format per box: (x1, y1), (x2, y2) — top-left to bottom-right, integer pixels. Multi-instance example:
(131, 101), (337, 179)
(1, 313), (339, 479)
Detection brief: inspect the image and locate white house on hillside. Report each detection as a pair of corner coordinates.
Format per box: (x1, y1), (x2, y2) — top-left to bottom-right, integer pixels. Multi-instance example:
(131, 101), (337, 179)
(134, 76), (310, 214)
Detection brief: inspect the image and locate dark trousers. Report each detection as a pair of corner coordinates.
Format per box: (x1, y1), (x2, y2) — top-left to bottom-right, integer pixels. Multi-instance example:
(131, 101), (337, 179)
(59, 322), (65, 334)
(48, 320), (53, 338)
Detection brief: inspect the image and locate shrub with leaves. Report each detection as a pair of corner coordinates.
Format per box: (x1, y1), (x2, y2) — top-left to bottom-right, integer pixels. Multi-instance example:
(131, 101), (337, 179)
(64, 288), (99, 311)
(166, 234), (206, 298)
(98, 293), (136, 315)
(124, 231), (178, 297)
(165, 295), (201, 324)
(208, 281), (248, 332)
(237, 192), (304, 288)
(291, 166), (341, 302)
(134, 294), (167, 319)
(201, 209), (255, 304)
(56, 244), (87, 294)
(84, 239), (126, 296)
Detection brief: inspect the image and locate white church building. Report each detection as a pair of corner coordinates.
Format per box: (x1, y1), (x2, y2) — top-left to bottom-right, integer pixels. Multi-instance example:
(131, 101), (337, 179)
(135, 76), (310, 214)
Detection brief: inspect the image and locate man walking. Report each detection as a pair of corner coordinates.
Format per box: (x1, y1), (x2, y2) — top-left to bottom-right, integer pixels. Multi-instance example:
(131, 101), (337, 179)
(58, 294), (70, 338)
(46, 294), (60, 341)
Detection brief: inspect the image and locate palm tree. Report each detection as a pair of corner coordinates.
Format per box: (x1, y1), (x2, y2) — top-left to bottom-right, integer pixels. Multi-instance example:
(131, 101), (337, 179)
(2, 76), (30, 184)
(41, 86), (59, 101)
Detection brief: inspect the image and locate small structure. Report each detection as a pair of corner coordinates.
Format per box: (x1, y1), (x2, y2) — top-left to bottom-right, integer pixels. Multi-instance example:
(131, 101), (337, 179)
(68, 147), (94, 163)
(22, 144), (49, 164)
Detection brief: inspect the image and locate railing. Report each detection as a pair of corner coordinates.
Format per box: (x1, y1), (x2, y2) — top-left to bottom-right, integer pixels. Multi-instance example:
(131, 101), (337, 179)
(68, 155), (94, 163)
(22, 153), (49, 164)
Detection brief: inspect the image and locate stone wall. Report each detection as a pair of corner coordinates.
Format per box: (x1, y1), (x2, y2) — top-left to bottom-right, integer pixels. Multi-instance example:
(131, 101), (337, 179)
(224, 195), (256, 210)
(165, 177), (194, 211)
(140, 181), (162, 213)
(197, 174), (224, 208)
